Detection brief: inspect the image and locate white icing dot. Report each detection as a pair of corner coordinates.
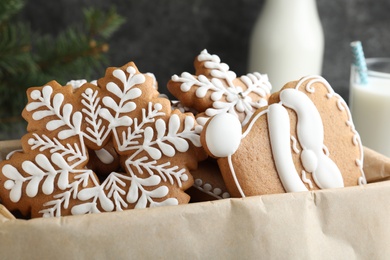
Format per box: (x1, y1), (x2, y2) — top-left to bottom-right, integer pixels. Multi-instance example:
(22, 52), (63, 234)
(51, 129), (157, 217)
(4, 180), (15, 190)
(203, 183), (212, 191)
(205, 113), (242, 157)
(42, 212), (51, 218)
(154, 103), (163, 111)
(195, 178), (203, 186)
(85, 88), (93, 95)
(222, 192), (230, 199)
(127, 66), (136, 74)
(180, 173), (189, 182)
(28, 138), (35, 146)
(30, 90), (41, 100)
(226, 93), (235, 102)
(213, 188), (222, 195)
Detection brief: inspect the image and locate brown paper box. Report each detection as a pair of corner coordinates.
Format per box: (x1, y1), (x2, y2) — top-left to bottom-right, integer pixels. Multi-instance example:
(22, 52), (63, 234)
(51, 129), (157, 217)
(1, 140), (390, 259)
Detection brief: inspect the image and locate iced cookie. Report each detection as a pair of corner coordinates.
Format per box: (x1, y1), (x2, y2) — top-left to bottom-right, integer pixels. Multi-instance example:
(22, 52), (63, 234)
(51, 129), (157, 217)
(201, 75), (366, 197)
(0, 62), (203, 218)
(186, 157), (230, 202)
(87, 141), (121, 179)
(168, 49), (272, 126)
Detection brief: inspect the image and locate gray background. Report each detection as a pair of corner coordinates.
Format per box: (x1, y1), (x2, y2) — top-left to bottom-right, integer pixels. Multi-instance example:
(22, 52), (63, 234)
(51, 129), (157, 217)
(21, 0), (390, 102)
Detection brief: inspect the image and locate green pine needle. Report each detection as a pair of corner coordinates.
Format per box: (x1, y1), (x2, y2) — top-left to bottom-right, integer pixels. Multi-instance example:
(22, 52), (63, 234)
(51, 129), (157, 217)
(0, 4), (125, 139)
(0, 0), (25, 24)
(84, 7), (126, 39)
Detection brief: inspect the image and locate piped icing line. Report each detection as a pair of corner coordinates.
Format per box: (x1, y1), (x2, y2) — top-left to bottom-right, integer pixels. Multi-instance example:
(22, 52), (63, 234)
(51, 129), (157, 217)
(199, 50), (271, 125)
(228, 155), (246, 197)
(171, 49), (271, 126)
(5, 149), (23, 160)
(226, 108), (268, 197)
(290, 135), (300, 154)
(242, 109), (268, 138)
(2, 63), (202, 217)
(280, 89), (344, 189)
(267, 104), (308, 192)
(293, 75), (366, 185)
(301, 170), (314, 189)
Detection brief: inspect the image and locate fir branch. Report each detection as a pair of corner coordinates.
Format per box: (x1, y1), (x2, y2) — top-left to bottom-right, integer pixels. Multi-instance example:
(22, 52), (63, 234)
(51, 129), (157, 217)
(83, 7), (126, 40)
(0, 22), (36, 77)
(0, 0), (25, 24)
(34, 27), (108, 82)
(0, 5), (124, 139)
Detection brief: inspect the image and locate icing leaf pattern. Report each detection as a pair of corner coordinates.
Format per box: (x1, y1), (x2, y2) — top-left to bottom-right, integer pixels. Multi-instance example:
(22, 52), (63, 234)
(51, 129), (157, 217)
(169, 49), (272, 126)
(0, 62), (201, 218)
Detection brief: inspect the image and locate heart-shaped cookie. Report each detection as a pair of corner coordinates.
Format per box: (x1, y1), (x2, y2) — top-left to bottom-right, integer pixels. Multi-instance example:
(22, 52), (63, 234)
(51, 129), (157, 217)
(201, 75), (366, 197)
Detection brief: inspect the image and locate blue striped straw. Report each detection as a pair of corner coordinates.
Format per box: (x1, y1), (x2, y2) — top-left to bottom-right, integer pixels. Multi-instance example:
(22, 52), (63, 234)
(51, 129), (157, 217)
(350, 41), (368, 85)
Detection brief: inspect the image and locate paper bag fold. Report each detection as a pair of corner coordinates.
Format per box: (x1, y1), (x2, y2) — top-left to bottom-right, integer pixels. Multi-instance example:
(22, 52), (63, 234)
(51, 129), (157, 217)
(363, 147), (390, 182)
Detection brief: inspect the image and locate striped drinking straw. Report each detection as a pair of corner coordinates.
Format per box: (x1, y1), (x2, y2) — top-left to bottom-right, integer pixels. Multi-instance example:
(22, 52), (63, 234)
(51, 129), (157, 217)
(350, 41), (368, 85)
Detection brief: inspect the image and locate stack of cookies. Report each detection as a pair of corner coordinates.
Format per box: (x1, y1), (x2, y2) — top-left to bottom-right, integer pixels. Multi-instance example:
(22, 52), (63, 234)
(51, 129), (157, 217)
(0, 50), (366, 218)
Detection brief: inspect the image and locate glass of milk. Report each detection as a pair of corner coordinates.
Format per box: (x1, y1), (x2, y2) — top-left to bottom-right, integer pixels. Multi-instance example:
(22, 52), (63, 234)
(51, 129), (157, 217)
(349, 58), (390, 157)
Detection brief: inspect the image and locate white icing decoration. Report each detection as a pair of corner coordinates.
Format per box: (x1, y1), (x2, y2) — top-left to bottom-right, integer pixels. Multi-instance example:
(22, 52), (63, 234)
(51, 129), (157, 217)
(192, 178), (231, 200)
(145, 72), (158, 90)
(180, 174), (189, 182)
(2, 164), (26, 202)
(290, 136), (300, 154)
(222, 75), (363, 196)
(213, 188), (222, 195)
(170, 100), (198, 114)
(171, 49), (271, 126)
(203, 183), (212, 191)
(26, 85), (82, 140)
(267, 104), (308, 192)
(81, 87), (110, 146)
(95, 148), (115, 164)
(220, 108), (269, 197)
(5, 149), (23, 160)
(76, 67), (200, 211)
(280, 88), (344, 189)
(2, 65), (201, 217)
(222, 192), (230, 199)
(204, 113), (242, 157)
(294, 75), (366, 185)
(301, 170), (314, 189)
(228, 155), (246, 197)
(66, 79), (87, 89)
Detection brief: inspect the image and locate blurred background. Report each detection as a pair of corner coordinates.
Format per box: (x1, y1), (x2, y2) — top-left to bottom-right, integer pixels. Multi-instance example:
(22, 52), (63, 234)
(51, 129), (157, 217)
(1, 0), (390, 139)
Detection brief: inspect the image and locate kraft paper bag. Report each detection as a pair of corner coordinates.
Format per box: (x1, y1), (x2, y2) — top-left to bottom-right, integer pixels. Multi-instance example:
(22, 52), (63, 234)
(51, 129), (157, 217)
(1, 141), (390, 259)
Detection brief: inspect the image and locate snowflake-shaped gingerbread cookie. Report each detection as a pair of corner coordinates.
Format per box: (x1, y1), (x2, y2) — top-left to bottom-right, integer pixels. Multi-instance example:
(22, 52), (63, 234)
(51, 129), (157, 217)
(168, 49), (272, 126)
(0, 62), (203, 218)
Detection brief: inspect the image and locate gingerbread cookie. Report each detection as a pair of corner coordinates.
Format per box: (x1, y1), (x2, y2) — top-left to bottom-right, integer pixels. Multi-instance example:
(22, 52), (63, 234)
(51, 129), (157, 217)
(201, 75), (366, 197)
(0, 62), (203, 218)
(86, 141), (121, 179)
(186, 157), (230, 202)
(168, 49), (272, 126)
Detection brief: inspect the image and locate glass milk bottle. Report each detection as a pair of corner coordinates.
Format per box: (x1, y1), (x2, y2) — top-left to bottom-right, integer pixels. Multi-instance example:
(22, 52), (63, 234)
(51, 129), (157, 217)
(248, 0), (324, 92)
